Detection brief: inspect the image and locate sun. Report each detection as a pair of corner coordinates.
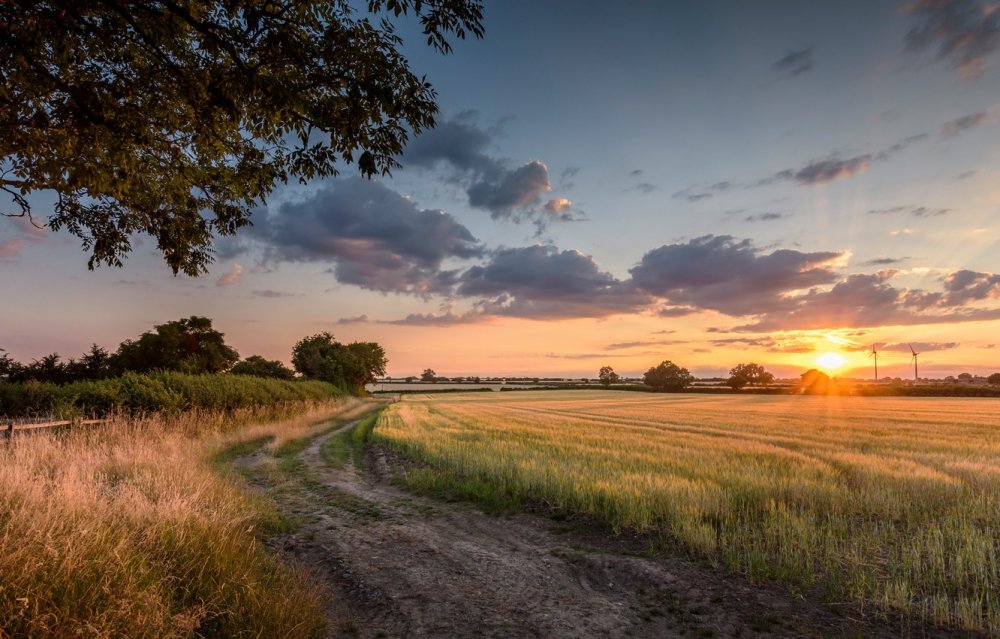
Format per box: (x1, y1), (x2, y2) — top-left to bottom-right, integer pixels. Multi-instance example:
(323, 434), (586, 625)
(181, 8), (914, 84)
(816, 352), (847, 373)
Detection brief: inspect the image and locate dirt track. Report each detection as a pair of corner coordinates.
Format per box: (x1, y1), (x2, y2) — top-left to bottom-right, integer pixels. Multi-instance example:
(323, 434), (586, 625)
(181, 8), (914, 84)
(237, 415), (971, 639)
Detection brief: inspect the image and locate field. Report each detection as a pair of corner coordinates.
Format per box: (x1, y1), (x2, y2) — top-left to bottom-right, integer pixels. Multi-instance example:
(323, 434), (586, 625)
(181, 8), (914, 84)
(0, 397), (370, 638)
(372, 390), (1000, 634)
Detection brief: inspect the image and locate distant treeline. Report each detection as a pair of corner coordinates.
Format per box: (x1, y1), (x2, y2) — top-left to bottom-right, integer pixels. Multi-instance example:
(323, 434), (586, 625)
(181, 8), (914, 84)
(0, 371), (340, 419)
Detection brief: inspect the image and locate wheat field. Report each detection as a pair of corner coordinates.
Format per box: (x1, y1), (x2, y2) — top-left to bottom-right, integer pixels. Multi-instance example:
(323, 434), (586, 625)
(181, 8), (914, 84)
(373, 390), (1000, 634)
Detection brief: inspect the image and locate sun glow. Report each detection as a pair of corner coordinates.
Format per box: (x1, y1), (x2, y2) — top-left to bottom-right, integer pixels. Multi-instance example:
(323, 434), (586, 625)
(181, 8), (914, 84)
(816, 352), (847, 373)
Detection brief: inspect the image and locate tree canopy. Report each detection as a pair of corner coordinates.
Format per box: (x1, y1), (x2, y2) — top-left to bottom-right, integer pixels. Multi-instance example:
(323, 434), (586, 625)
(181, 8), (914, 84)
(726, 362), (775, 390)
(598, 365), (619, 387)
(114, 316), (239, 373)
(230, 355), (295, 380)
(291, 332), (387, 394)
(1, 0), (484, 275)
(642, 361), (693, 392)
(421, 368), (436, 382)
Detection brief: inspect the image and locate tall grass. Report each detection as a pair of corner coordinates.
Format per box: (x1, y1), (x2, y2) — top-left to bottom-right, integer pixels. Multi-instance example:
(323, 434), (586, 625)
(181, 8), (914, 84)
(373, 391), (1000, 634)
(0, 398), (358, 638)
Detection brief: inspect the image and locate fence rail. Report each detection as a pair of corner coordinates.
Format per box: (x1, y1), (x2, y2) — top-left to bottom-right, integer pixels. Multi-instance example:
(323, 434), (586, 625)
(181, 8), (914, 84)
(3, 418), (109, 436)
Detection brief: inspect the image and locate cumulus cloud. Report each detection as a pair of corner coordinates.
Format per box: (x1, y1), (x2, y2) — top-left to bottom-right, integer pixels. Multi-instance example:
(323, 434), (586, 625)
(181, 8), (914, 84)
(737, 270), (1000, 331)
(544, 198), (573, 218)
(216, 263), (243, 287)
(629, 235), (843, 316)
(772, 48), (815, 77)
(457, 245), (653, 319)
(905, 0), (1000, 79)
(252, 178), (483, 295)
(402, 115), (566, 221)
(941, 110), (991, 136)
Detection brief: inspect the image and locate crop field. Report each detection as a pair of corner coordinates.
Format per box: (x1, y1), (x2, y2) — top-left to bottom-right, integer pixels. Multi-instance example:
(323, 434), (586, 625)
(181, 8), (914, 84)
(372, 390), (1000, 634)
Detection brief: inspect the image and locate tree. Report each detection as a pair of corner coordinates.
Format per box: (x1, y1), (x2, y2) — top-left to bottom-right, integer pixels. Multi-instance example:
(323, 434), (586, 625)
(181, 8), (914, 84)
(291, 333), (387, 394)
(113, 316), (239, 374)
(1, 0), (484, 275)
(421, 368), (437, 382)
(988, 373), (1000, 385)
(727, 362), (775, 390)
(230, 355), (294, 380)
(598, 366), (619, 387)
(642, 361), (694, 392)
(799, 369), (832, 394)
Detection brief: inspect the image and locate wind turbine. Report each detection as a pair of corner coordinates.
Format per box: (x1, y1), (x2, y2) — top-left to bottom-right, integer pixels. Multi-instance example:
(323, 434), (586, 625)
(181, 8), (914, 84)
(869, 343), (879, 382)
(909, 344), (919, 382)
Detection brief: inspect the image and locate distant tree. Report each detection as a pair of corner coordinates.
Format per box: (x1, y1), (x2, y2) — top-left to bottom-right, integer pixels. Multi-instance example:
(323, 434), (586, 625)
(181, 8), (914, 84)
(113, 316), (239, 374)
(727, 363), (775, 390)
(22, 353), (68, 384)
(799, 369), (832, 394)
(642, 361), (694, 392)
(0, 348), (23, 382)
(292, 333), (387, 394)
(230, 355), (295, 380)
(957, 372), (974, 382)
(421, 368), (437, 382)
(989, 373), (1000, 386)
(2, 1), (484, 275)
(598, 366), (620, 387)
(404, 376), (417, 383)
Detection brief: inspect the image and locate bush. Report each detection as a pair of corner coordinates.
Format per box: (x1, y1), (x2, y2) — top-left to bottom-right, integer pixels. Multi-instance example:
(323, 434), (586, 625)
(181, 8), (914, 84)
(0, 372), (341, 418)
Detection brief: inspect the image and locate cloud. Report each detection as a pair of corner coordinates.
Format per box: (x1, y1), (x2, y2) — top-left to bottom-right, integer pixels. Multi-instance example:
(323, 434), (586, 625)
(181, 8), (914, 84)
(772, 48), (815, 77)
(457, 244), (652, 319)
(861, 257), (909, 266)
(544, 198), (573, 216)
(252, 289), (294, 298)
(216, 263), (243, 287)
(905, 0), (1000, 79)
(772, 154), (872, 185)
(867, 204), (952, 217)
(628, 182), (657, 194)
(605, 339), (686, 350)
(336, 314), (371, 324)
(880, 342), (959, 353)
(710, 336), (813, 353)
(941, 110), (991, 136)
(467, 160), (553, 217)
(629, 235), (843, 316)
(252, 178), (483, 295)
(737, 270), (1000, 331)
(402, 115), (566, 221)
(744, 212), (788, 222)
(0, 238), (23, 259)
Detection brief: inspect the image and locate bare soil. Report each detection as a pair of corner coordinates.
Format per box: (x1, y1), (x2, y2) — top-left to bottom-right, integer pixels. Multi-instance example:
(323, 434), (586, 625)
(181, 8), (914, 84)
(237, 418), (976, 639)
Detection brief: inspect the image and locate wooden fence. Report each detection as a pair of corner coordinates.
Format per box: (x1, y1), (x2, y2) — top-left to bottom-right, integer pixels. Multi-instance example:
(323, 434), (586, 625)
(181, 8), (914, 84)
(3, 418), (109, 437)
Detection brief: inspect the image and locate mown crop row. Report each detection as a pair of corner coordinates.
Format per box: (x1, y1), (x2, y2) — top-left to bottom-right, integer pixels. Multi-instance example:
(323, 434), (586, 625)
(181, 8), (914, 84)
(373, 390), (1000, 634)
(0, 372), (341, 418)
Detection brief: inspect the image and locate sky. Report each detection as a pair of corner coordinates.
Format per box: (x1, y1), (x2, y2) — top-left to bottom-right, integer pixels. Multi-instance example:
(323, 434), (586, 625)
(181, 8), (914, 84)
(3, 0), (1000, 379)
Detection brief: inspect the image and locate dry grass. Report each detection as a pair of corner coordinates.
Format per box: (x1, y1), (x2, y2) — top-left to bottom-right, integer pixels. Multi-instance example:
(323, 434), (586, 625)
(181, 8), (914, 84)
(0, 398), (361, 639)
(374, 390), (1000, 634)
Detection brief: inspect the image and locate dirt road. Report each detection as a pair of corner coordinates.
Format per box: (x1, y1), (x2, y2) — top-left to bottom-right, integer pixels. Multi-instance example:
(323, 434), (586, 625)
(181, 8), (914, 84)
(237, 415), (966, 639)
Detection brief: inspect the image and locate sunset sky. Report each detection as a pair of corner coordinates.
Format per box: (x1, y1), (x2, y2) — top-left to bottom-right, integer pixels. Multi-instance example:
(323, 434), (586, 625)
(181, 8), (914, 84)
(3, 0), (1000, 379)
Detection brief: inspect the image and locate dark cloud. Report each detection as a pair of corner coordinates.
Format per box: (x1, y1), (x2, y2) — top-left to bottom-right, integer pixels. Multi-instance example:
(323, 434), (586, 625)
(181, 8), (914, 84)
(467, 160), (553, 217)
(657, 306), (699, 317)
(957, 169), (979, 180)
(457, 245), (652, 319)
(905, 0), (1000, 79)
(744, 212), (788, 222)
(252, 289), (295, 298)
(941, 110), (990, 136)
(629, 182), (657, 194)
(629, 235), (843, 316)
(772, 48), (814, 77)
(737, 271), (1000, 331)
(336, 314), (371, 324)
(861, 257), (909, 266)
(384, 310), (486, 326)
(605, 339), (686, 350)
(252, 178), (483, 295)
(401, 115), (563, 221)
(628, 169), (643, 177)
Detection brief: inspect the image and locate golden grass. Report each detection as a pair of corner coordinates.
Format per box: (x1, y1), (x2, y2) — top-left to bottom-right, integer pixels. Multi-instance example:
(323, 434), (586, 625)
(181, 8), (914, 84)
(0, 399), (360, 638)
(374, 391), (1000, 633)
